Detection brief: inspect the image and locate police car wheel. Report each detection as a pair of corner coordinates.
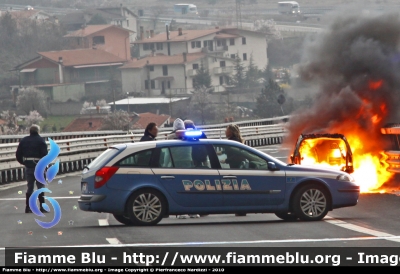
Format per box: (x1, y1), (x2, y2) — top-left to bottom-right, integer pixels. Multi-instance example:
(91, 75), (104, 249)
(274, 212), (298, 221)
(113, 214), (135, 225)
(293, 184), (329, 221)
(127, 189), (166, 226)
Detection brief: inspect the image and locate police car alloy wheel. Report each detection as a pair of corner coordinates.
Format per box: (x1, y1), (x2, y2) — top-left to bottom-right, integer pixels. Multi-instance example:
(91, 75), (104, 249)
(275, 212), (298, 221)
(127, 189), (166, 226)
(293, 184), (329, 221)
(113, 213), (135, 225)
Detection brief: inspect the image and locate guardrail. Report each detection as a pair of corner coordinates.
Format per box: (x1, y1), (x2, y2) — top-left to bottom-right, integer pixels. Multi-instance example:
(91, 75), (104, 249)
(0, 117), (289, 184)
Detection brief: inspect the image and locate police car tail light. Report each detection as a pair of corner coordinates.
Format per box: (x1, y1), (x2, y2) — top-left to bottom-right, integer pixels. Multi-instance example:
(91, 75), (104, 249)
(94, 166), (119, 188)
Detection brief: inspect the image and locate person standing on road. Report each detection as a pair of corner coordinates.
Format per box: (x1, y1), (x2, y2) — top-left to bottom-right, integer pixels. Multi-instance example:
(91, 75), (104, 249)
(140, 122), (158, 142)
(220, 124), (247, 217)
(15, 124), (48, 213)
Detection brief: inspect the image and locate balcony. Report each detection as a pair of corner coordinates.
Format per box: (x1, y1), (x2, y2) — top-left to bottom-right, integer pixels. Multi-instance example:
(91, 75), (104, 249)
(213, 66), (233, 75)
(187, 69), (198, 77)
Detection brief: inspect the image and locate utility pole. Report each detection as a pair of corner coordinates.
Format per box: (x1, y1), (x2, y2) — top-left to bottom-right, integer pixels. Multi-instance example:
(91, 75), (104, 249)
(236, 0), (242, 29)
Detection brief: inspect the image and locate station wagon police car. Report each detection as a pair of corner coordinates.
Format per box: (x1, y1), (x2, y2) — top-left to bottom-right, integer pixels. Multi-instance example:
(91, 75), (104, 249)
(78, 130), (360, 226)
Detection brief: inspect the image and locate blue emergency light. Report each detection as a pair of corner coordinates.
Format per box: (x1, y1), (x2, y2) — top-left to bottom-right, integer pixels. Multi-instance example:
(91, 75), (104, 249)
(184, 130), (203, 138)
(175, 129), (203, 140)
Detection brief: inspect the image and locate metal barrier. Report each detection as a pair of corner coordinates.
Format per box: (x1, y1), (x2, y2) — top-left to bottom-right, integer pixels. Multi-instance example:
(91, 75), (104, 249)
(0, 120), (288, 185)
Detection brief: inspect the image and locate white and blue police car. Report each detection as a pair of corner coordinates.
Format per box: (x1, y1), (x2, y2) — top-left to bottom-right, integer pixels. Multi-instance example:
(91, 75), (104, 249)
(78, 130), (359, 226)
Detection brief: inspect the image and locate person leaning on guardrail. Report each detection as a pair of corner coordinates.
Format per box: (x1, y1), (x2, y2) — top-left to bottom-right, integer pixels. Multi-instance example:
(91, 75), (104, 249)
(140, 122), (158, 142)
(15, 124), (48, 214)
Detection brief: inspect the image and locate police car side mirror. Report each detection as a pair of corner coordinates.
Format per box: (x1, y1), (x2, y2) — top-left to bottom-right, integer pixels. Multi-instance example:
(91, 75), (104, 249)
(268, 162), (280, 171)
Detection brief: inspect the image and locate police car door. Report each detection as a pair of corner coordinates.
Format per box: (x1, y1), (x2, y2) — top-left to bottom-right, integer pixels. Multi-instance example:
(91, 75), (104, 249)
(152, 143), (223, 208)
(213, 144), (286, 206)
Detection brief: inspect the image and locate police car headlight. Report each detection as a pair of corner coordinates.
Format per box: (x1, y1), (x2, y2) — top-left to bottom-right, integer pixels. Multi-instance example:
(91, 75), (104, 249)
(336, 174), (355, 182)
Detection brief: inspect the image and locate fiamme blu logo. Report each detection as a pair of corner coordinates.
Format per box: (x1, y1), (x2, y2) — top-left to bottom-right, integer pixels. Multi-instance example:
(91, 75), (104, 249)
(29, 138), (62, 229)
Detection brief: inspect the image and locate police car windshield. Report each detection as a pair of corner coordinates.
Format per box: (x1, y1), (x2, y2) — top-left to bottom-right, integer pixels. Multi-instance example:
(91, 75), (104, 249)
(87, 148), (119, 170)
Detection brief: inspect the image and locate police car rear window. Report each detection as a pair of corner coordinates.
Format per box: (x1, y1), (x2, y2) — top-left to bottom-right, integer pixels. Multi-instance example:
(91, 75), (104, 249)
(87, 148), (119, 170)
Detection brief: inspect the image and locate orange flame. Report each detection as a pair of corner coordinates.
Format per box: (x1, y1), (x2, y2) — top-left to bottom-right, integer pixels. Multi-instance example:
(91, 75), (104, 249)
(369, 80), (383, 90)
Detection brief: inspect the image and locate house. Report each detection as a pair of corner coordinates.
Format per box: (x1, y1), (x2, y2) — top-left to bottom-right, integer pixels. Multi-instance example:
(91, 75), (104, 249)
(64, 24), (132, 60)
(131, 112), (171, 129)
(12, 48), (126, 103)
(120, 52), (235, 95)
(110, 97), (190, 116)
(60, 4), (138, 42)
(134, 27), (268, 69)
(12, 24), (131, 103)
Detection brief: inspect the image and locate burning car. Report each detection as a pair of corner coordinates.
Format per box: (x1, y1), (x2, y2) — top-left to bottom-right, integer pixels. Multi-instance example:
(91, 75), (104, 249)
(290, 133), (354, 174)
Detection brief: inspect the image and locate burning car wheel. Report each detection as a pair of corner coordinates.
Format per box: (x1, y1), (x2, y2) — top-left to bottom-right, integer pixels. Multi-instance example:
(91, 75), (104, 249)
(275, 212), (298, 221)
(293, 184), (329, 221)
(127, 189), (166, 226)
(113, 213), (134, 225)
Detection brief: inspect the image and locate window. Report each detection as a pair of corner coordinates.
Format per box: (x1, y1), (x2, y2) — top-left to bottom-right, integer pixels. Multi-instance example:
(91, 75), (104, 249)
(230, 38), (235, 45)
(151, 80), (155, 89)
(213, 145), (268, 170)
(143, 44), (149, 51)
(167, 81), (171, 89)
(145, 80), (155, 89)
(156, 43), (163, 50)
(196, 41), (201, 48)
(149, 43), (154, 50)
(145, 80), (149, 89)
(92, 36), (105, 45)
(192, 63), (199, 70)
(149, 66), (154, 72)
(230, 54), (236, 59)
(115, 149), (153, 167)
(226, 76), (231, 85)
(222, 39), (227, 46)
(192, 78), (196, 88)
(219, 76), (224, 85)
(242, 37), (246, 45)
(158, 145), (211, 169)
(217, 40), (221, 47)
(203, 41), (207, 47)
(220, 61), (226, 67)
(126, 20), (129, 27)
(243, 53), (247, 61)
(191, 41), (196, 49)
(162, 65), (168, 76)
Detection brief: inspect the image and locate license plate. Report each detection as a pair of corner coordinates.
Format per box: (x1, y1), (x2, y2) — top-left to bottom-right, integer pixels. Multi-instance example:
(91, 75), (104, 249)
(82, 183), (87, 192)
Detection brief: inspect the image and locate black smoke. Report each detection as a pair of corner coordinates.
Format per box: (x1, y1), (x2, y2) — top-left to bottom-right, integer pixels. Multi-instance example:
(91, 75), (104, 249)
(284, 11), (400, 155)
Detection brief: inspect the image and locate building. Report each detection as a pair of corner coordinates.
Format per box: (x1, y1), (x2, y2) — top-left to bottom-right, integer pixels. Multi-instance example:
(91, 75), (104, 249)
(12, 48), (126, 103)
(60, 5), (138, 42)
(131, 112), (171, 129)
(64, 24), (132, 61)
(122, 27), (268, 95)
(12, 24), (131, 103)
(110, 97), (190, 116)
(134, 27), (268, 69)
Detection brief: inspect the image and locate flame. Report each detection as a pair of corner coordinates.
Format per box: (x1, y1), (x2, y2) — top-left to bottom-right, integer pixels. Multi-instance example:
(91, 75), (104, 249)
(297, 134), (394, 193)
(369, 80), (383, 90)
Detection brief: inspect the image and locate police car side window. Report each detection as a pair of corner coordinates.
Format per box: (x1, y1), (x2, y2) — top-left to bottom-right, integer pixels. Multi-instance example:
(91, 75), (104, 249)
(115, 149), (153, 167)
(158, 145), (212, 169)
(214, 145), (268, 170)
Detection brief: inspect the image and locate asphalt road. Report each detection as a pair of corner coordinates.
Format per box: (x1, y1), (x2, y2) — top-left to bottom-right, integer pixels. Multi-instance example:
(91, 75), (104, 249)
(1, 145), (399, 266)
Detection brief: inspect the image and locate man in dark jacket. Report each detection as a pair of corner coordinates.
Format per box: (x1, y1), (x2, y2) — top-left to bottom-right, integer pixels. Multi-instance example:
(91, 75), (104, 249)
(140, 122), (158, 142)
(16, 124), (48, 213)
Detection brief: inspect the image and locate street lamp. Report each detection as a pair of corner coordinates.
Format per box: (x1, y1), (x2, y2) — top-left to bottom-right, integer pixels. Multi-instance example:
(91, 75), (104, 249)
(127, 92), (130, 113)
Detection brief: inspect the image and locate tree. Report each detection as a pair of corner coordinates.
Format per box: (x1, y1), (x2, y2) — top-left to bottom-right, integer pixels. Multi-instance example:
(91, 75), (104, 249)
(16, 87), (48, 116)
(80, 101), (93, 114)
(193, 63), (212, 89)
(255, 79), (286, 118)
(0, 110), (19, 135)
(25, 110), (44, 127)
(191, 86), (215, 125)
(262, 64), (274, 83)
(245, 53), (260, 88)
(102, 110), (131, 130)
(87, 13), (108, 25)
(232, 54), (246, 88)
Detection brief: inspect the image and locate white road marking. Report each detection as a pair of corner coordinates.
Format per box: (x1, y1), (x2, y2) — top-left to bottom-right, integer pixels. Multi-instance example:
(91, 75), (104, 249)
(3, 235), (400, 249)
(98, 219), (109, 226)
(324, 216), (400, 243)
(0, 197), (80, 201)
(106, 238), (121, 244)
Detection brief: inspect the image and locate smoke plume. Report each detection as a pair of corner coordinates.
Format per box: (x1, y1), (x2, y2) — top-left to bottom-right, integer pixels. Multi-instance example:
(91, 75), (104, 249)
(284, 11), (400, 156)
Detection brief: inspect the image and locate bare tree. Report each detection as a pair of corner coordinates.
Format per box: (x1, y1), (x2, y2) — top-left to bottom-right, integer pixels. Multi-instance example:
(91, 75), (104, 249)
(25, 110), (44, 127)
(102, 110), (131, 130)
(16, 87), (48, 116)
(191, 86), (215, 125)
(80, 101), (94, 114)
(0, 110), (20, 135)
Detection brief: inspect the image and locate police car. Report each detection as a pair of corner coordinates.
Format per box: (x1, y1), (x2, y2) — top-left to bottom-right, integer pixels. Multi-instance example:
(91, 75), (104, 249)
(78, 130), (360, 226)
